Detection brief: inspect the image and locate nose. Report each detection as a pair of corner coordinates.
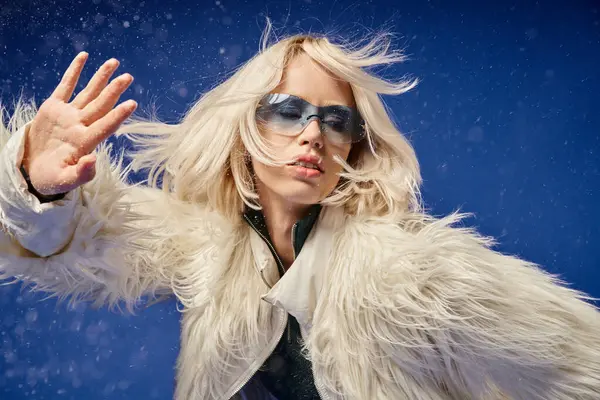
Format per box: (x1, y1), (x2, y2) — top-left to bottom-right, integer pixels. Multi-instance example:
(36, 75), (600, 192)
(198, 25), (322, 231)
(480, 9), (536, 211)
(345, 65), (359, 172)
(297, 119), (324, 149)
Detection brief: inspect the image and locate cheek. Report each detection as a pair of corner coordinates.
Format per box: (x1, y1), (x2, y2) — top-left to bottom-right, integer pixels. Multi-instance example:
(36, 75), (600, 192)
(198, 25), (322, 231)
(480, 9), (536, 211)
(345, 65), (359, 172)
(325, 143), (352, 171)
(322, 143), (352, 185)
(249, 132), (296, 186)
(340, 143), (352, 160)
(250, 156), (290, 194)
(259, 129), (292, 150)
(251, 158), (278, 181)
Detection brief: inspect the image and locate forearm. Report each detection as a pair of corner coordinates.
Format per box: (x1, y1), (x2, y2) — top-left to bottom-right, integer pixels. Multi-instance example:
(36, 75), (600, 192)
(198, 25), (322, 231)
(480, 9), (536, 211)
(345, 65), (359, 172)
(0, 122), (174, 311)
(0, 123), (81, 256)
(428, 231), (600, 399)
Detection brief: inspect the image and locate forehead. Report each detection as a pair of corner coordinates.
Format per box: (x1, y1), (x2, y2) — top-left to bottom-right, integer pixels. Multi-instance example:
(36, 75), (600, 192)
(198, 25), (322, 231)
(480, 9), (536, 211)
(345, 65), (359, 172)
(274, 52), (355, 107)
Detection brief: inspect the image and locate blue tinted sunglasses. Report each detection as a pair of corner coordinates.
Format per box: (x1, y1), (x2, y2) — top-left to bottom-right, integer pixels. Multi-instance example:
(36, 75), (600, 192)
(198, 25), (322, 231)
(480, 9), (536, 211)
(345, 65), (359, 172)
(255, 93), (366, 145)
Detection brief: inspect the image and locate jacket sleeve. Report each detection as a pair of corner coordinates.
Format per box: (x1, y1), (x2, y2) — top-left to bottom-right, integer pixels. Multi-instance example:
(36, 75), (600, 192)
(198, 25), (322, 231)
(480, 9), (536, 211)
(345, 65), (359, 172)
(0, 122), (177, 312)
(326, 213), (600, 400)
(407, 214), (600, 399)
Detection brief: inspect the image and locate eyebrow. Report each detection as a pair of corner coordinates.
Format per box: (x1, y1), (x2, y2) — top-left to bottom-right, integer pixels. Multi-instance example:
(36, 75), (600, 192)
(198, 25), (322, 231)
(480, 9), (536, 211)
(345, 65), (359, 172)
(281, 92), (353, 108)
(322, 99), (353, 107)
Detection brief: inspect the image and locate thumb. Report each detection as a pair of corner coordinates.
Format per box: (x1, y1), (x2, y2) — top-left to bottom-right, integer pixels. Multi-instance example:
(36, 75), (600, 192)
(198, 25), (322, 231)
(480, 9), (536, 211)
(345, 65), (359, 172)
(75, 153), (97, 183)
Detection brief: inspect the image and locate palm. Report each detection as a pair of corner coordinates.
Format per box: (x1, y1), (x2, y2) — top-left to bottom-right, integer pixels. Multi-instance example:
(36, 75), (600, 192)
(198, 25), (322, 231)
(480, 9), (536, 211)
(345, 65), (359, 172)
(23, 52), (137, 196)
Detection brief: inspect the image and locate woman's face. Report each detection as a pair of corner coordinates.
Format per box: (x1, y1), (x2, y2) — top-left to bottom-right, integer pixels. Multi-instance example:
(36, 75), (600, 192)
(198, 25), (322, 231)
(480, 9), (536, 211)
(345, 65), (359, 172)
(251, 53), (355, 206)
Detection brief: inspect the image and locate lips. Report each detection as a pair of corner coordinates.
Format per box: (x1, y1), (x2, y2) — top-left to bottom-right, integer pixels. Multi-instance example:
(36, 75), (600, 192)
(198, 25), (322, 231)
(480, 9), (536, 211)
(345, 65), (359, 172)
(288, 164), (323, 179)
(288, 154), (324, 173)
(290, 160), (322, 172)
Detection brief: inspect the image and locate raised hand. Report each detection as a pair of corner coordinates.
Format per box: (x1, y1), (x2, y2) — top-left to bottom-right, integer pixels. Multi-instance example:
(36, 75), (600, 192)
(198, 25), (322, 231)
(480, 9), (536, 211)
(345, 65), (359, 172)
(22, 52), (137, 196)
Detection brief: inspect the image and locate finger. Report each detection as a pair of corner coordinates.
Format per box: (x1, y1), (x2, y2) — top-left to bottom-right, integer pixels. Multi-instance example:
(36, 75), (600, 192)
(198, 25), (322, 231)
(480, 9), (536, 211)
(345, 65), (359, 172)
(75, 154), (97, 183)
(51, 52), (89, 102)
(80, 73), (134, 125)
(71, 58), (120, 109)
(84, 100), (137, 152)
(60, 153), (96, 190)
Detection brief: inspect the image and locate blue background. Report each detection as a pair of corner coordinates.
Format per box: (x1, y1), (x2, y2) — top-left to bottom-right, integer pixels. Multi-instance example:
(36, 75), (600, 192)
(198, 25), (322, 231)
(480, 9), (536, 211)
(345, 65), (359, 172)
(1, 0), (599, 398)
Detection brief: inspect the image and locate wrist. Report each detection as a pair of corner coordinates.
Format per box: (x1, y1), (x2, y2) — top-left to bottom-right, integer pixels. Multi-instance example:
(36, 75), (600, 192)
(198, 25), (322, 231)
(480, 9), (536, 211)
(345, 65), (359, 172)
(18, 164), (67, 203)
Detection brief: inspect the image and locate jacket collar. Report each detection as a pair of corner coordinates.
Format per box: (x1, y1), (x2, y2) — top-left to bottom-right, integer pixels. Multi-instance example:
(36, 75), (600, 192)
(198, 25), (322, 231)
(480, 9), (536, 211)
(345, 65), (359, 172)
(243, 204), (322, 276)
(255, 206), (345, 330)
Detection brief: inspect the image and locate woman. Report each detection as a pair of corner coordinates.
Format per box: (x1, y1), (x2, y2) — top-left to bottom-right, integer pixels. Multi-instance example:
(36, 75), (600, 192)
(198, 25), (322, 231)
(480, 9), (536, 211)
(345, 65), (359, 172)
(1, 29), (599, 400)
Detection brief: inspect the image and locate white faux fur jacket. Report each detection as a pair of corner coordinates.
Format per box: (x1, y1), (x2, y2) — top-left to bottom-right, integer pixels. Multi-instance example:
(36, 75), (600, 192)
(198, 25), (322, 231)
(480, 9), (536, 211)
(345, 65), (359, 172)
(1, 123), (600, 400)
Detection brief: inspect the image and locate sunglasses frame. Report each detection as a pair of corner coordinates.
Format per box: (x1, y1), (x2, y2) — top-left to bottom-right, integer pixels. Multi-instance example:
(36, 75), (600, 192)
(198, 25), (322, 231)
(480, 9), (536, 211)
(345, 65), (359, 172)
(255, 93), (366, 144)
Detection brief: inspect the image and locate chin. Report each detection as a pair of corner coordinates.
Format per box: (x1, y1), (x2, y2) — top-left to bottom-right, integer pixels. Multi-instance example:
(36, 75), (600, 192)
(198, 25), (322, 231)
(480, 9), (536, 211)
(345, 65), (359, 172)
(253, 164), (336, 205)
(281, 191), (323, 206)
(278, 180), (326, 205)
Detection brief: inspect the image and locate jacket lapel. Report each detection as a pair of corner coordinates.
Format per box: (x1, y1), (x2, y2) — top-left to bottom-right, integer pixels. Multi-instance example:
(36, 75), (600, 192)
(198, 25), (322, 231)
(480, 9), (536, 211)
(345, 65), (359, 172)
(261, 206), (345, 332)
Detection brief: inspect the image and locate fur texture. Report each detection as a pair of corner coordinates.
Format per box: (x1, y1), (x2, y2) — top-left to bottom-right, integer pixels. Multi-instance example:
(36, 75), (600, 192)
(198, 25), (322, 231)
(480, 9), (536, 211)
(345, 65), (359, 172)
(308, 212), (600, 399)
(0, 122), (233, 314)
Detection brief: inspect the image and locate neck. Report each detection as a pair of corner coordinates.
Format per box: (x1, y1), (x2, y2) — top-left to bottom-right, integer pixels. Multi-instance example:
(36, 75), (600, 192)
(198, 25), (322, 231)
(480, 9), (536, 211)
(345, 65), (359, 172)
(257, 186), (311, 270)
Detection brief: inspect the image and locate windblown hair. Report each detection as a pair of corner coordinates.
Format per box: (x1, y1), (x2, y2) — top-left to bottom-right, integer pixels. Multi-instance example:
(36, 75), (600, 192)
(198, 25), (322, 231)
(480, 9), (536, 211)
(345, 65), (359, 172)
(0, 96), (37, 148)
(118, 24), (422, 222)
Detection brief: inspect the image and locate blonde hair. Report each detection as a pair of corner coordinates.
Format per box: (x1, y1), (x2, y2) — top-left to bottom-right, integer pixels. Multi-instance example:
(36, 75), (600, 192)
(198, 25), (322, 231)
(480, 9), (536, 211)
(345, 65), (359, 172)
(119, 24), (422, 223)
